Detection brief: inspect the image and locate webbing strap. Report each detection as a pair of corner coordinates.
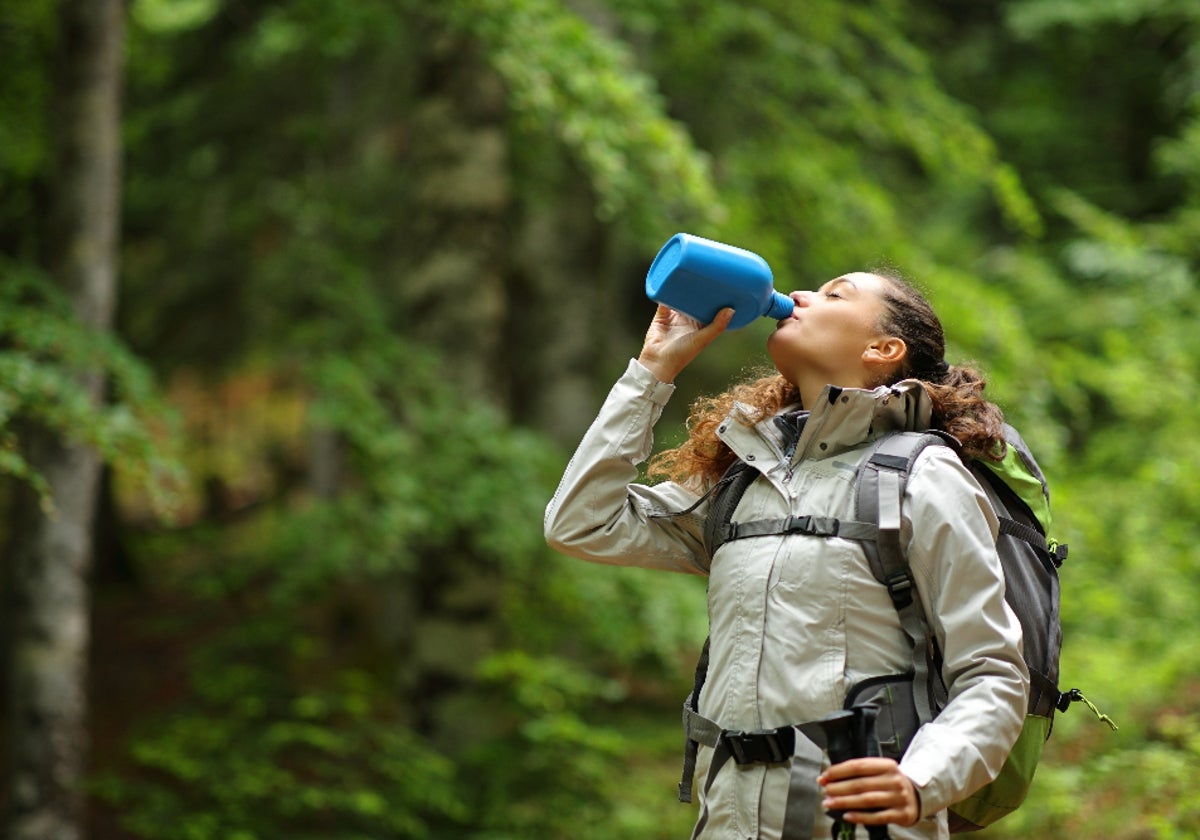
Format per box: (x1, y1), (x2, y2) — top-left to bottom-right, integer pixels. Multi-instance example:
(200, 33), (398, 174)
(998, 516), (1048, 552)
(719, 517), (878, 545)
(682, 705), (724, 751)
(683, 709), (825, 840)
(679, 636), (712, 803)
(858, 434), (948, 727)
(688, 738), (728, 840)
(783, 736), (824, 839)
(877, 471), (902, 532)
(684, 707), (827, 752)
(1029, 669), (1062, 720)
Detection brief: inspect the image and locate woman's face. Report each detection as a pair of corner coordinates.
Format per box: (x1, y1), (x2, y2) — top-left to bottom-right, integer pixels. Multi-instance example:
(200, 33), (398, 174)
(766, 271), (897, 390)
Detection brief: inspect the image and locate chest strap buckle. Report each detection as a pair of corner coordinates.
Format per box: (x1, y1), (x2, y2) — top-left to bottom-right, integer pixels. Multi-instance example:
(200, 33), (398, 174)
(721, 726), (796, 765)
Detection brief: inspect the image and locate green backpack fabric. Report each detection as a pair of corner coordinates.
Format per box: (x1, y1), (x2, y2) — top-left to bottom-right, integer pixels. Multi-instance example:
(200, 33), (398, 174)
(680, 423), (1112, 833)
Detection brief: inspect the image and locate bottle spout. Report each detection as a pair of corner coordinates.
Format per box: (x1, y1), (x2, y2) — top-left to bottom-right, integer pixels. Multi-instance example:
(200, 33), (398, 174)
(766, 291), (794, 320)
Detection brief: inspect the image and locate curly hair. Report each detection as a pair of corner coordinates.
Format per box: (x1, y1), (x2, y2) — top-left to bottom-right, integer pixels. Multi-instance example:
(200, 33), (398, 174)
(647, 368), (798, 490)
(647, 269), (1006, 488)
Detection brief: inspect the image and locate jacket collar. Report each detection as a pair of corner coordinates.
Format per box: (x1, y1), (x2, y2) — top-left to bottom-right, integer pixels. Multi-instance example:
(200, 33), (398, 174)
(718, 379), (934, 465)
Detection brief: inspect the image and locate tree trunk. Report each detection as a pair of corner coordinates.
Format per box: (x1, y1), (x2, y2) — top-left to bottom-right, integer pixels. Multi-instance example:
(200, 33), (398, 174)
(4, 0), (125, 837)
(391, 24), (514, 749)
(509, 185), (634, 447)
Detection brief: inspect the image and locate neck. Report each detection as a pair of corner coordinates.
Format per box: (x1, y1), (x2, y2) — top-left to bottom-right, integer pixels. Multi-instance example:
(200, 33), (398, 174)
(791, 368), (873, 411)
(796, 376), (843, 411)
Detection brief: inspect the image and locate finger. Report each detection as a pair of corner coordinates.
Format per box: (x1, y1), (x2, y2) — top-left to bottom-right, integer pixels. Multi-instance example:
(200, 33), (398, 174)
(825, 772), (907, 801)
(652, 308), (703, 338)
(820, 758), (896, 784)
(822, 780), (910, 805)
(694, 307), (734, 341)
(708, 307), (735, 329)
(649, 303), (680, 327)
(823, 787), (900, 808)
(841, 806), (918, 827)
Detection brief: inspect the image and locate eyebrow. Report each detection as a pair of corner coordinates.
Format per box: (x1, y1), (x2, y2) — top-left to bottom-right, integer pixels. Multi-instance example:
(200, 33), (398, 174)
(823, 277), (859, 292)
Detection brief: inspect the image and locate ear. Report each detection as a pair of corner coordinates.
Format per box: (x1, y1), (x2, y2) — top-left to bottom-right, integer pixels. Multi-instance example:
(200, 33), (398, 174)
(863, 336), (907, 367)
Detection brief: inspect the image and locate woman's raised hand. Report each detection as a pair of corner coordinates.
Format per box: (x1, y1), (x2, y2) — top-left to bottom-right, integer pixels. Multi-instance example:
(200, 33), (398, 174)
(637, 305), (734, 384)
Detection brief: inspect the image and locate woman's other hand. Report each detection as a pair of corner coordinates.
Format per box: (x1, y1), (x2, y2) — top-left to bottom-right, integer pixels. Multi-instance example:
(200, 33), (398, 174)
(637, 305), (734, 383)
(819, 758), (920, 828)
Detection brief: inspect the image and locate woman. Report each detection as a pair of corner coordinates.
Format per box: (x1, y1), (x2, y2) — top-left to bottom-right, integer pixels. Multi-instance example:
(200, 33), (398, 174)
(544, 269), (1029, 840)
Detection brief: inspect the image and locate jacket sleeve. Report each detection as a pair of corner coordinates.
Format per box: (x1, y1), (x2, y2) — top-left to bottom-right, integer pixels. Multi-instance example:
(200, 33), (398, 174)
(543, 359), (711, 576)
(897, 446), (1031, 818)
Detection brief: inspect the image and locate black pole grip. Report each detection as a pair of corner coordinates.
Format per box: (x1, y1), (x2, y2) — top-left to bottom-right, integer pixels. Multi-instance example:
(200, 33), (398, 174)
(819, 707), (890, 840)
(820, 710), (859, 765)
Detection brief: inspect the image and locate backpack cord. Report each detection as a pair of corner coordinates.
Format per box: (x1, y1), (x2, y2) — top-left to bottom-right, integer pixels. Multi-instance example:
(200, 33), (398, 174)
(1059, 688), (1119, 731)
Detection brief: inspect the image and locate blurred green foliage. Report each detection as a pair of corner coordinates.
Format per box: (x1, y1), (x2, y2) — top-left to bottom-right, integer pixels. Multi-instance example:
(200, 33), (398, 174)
(0, 262), (183, 512)
(2, 0), (1199, 837)
(440, 0), (722, 235)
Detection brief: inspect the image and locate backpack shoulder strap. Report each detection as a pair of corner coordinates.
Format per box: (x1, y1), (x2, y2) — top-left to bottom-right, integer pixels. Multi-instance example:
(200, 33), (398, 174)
(703, 459), (761, 558)
(854, 431), (955, 723)
(854, 430), (955, 604)
(678, 462), (756, 803)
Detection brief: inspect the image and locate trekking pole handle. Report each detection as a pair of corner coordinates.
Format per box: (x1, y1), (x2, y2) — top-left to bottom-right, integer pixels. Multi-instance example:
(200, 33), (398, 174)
(819, 709), (891, 840)
(820, 710), (859, 765)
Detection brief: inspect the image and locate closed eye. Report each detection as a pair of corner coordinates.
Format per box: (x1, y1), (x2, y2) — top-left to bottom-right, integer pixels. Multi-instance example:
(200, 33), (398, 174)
(821, 277), (858, 299)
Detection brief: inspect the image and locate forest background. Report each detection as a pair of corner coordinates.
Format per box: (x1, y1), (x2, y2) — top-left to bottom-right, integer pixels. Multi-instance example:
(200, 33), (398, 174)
(1, 0), (1198, 838)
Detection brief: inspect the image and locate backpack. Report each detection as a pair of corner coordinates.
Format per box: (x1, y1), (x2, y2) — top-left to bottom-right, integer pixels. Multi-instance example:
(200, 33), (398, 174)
(679, 424), (1115, 832)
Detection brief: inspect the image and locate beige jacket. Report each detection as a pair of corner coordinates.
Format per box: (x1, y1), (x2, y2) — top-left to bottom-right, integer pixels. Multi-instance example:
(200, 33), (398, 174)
(544, 360), (1029, 840)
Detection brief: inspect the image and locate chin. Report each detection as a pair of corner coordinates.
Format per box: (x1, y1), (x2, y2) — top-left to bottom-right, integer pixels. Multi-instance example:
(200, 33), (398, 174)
(765, 335), (787, 372)
(766, 324), (792, 349)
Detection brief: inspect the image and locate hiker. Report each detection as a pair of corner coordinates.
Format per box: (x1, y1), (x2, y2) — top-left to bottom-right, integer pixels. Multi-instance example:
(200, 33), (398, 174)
(543, 269), (1030, 840)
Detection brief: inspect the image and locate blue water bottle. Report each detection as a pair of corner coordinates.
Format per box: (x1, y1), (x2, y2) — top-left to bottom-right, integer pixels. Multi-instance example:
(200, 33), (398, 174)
(645, 233), (793, 330)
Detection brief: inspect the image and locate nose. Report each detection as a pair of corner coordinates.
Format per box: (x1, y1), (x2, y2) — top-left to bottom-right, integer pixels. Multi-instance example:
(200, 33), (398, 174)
(790, 291), (814, 307)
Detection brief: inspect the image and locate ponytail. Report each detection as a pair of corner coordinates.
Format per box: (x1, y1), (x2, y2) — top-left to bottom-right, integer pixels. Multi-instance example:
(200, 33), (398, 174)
(920, 363), (1006, 461)
(873, 267), (1007, 461)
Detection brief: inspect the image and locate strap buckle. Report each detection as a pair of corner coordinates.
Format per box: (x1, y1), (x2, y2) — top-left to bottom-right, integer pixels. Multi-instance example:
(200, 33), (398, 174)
(721, 727), (795, 765)
(784, 515), (840, 537)
(1049, 540), (1068, 568)
(884, 571), (914, 608)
